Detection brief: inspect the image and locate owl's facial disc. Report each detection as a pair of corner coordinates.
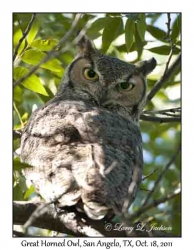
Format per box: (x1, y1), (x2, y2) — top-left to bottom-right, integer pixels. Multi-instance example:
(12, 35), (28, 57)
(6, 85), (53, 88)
(69, 58), (98, 85)
(100, 74), (146, 109)
(68, 58), (104, 103)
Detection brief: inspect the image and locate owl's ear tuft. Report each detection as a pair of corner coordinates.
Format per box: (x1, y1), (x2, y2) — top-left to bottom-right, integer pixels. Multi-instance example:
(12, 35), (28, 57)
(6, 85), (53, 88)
(136, 57), (157, 76)
(76, 34), (97, 58)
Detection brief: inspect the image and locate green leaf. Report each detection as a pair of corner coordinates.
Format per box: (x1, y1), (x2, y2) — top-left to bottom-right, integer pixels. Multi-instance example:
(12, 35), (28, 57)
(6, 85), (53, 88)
(102, 17), (123, 53)
(38, 85), (54, 103)
(147, 45), (180, 55)
(27, 21), (39, 44)
(21, 49), (63, 72)
(87, 32), (102, 40)
(14, 85), (23, 102)
(123, 13), (140, 21)
(171, 193), (181, 236)
(136, 14), (146, 41)
(146, 13), (161, 25)
(14, 138), (20, 152)
(87, 18), (111, 40)
(165, 169), (179, 184)
(134, 27), (147, 59)
(21, 112), (29, 123)
(176, 40), (181, 47)
(171, 14), (181, 40)
(88, 17), (110, 34)
(116, 42), (136, 53)
(106, 13), (121, 17)
(147, 25), (166, 41)
(76, 14), (96, 30)
(13, 29), (26, 55)
(14, 157), (32, 171)
(14, 176), (28, 201)
(30, 38), (58, 51)
(24, 185), (36, 200)
(125, 19), (135, 52)
(14, 183), (24, 200)
(14, 66), (48, 96)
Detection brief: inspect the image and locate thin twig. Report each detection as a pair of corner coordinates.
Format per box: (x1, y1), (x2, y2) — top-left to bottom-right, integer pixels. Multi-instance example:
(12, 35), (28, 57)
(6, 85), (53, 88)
(140, 114), (180, 123)
(158, 113), (180, 118)
(13, 102), (24, 127)
(163, 49), (174, 76)
(143, 107), (181, 118)
(142, 145), (181, 207)
(147, 14), (180, 103)
(23, 202), (50, 233)
(166, 13), (172, 39)
(141, 107), (181, 122)
(13, 14), (37, 62)
(140, 188), (152, 192)
(146, 54), (181, 103)
(57, 14), (82, 48)
(163, 13), (175, 76)
(17, 18), (24, 36)
(127, 188), (180, 222)
(142, 169), (158, 181)
(143, 107), (181, 115)
(13, 14), (83, 88)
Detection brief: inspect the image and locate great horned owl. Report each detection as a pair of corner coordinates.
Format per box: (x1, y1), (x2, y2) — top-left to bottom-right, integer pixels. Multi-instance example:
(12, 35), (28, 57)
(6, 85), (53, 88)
(20, 36), (156, 220)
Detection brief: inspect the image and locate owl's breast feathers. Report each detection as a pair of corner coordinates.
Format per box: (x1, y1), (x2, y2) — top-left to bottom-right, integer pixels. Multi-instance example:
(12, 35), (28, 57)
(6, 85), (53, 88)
(20, 99), (143, 219)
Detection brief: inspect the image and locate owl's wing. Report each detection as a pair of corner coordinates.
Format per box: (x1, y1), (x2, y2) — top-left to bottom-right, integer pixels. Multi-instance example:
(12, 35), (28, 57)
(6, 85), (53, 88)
(75, 108), (143, 218)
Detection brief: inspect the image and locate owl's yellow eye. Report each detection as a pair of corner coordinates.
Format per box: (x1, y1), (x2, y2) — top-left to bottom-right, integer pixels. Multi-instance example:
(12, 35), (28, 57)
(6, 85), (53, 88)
(83, 68), (99, 81)
(119, 81), (134, 91)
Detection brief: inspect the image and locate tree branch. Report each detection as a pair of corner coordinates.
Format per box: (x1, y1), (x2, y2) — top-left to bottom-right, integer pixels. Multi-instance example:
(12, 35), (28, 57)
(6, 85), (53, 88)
(146, 53), (181, 103)
(13, 201), (125, 237)
(22, 202), (51, 233)
(165, 13), (172, 39)
(13, 230), (32, 237)
(127, 187), (180, 222)
(140, 114), (180, 123)
(147, 14), (180, 104)
(142, 145), (181, 206)
(13, 201), (174, 237)
(163, 13), (174, 76)
(13, 14), (37, 62)
(143, 107), (180, 115)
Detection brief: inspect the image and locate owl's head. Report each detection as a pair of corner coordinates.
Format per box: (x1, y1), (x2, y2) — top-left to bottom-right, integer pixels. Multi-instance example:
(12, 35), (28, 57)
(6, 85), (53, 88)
(59, 36), (156, 122)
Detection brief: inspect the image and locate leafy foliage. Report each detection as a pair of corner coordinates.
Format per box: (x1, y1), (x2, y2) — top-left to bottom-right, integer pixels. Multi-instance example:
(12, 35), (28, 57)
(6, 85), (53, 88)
(13, 13), (181, 237)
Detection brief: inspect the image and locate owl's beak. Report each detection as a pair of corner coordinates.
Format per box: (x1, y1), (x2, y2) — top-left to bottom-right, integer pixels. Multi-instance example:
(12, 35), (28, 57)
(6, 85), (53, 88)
(99, 90), (108, 105)
(99, 90), (109, 106)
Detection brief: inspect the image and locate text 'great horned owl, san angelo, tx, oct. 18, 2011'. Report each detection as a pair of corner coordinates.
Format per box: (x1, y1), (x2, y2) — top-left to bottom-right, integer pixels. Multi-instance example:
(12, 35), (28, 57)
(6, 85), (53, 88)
(20, 36), (157, 220)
